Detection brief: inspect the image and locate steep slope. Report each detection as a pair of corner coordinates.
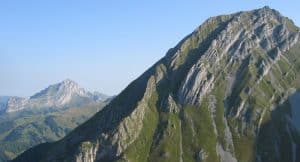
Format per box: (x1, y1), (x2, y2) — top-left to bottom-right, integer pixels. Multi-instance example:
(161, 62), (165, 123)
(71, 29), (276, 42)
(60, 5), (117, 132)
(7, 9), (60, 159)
(14, 7), (300, 162)
(0, 80), (110, 161)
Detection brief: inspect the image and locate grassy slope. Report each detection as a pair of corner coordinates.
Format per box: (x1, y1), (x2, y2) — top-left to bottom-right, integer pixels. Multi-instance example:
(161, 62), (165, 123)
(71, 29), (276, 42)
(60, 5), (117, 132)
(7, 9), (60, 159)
(0, 102), (106, 161)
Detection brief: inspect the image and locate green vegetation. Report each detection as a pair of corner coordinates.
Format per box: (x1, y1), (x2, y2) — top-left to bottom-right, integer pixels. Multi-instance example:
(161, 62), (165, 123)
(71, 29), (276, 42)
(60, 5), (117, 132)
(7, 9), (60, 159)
(231, 128), (255, 162)
(80, 141), (94, 152)
(0, 102), (105, 161)
(148, 113), (181, 162)
(285, 19), (299, 33)
(122, 91), (159, 162)
(182, 103), (218, 162)
(212, 73), (227, 148)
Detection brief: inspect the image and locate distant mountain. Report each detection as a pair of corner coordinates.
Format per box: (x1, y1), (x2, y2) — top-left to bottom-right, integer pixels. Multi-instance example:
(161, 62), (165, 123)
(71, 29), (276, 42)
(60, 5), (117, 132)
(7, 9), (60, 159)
(2, 79), (110, 113)
(13, 7), (300, 162)
(0, 80), (111, 161)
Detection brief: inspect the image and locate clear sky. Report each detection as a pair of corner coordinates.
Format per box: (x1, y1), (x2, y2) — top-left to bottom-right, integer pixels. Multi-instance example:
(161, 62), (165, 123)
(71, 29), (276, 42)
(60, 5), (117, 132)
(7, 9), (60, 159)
(0, 0), (299, 97)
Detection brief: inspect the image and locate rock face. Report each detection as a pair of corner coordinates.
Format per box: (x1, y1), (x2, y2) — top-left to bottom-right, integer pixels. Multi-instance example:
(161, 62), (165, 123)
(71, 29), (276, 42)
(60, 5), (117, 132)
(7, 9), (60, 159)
(2, 79), (109, 113)
(14, 7), (300, 162)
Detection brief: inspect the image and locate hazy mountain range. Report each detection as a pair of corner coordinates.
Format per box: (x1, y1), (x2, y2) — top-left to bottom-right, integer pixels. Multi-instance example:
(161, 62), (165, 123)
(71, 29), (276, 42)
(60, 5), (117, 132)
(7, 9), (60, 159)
(0, 79), (110, 161)
(12, 6), (300, 162)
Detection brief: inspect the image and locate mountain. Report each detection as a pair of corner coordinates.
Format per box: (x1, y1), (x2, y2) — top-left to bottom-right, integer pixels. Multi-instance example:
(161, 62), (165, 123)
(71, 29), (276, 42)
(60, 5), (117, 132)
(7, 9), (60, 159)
(13, 7), (300, 162)
(0, 80), (110, 161)
(2, 79), (110, 113)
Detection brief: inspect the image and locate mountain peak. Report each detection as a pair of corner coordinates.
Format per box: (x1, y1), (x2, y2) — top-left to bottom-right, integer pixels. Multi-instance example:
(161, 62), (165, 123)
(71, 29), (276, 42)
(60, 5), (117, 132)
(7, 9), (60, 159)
(262, 5), (271, 9)
(58, 79), (82, 93)
(30, 79), (85, 100)
(260, 5), (272, 11)
(27, 79), (90, 107)
(3, 79), (109, 113)
(61, 79), (78, 86)
(255, 5), (283, 18)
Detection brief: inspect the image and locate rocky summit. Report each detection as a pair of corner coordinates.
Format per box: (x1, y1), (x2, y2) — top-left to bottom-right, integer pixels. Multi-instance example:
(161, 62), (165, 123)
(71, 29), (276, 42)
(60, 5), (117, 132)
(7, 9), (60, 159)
(2, 79), (109, 113)
(13, 7), (300, 162)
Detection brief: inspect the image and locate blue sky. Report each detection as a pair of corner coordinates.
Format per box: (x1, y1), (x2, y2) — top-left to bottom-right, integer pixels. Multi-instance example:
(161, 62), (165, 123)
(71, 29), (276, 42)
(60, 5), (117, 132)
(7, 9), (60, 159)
(0, 0), (299, 96)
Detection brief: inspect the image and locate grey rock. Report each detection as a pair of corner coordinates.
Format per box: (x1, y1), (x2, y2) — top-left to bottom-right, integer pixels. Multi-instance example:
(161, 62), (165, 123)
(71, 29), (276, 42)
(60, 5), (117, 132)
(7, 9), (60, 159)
(2, 79), (110, 113)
